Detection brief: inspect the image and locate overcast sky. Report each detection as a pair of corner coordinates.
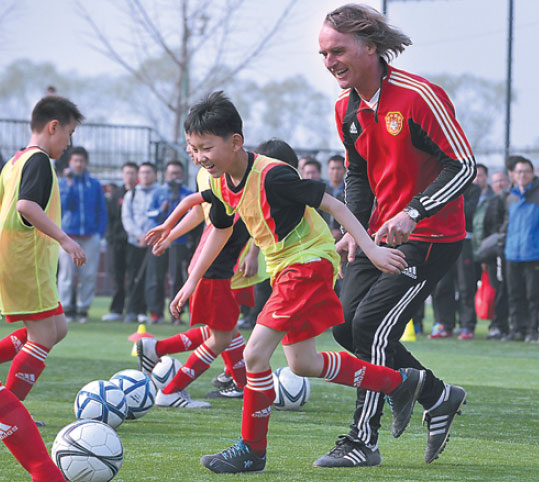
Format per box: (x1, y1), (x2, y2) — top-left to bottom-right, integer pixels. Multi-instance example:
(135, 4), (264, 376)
(1, 0), (538, 153)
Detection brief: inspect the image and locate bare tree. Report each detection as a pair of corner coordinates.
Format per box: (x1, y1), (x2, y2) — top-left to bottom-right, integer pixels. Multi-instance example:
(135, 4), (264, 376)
(77, 0), (298, 144)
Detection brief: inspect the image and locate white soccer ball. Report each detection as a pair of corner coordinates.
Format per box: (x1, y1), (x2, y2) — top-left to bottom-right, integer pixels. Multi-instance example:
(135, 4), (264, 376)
(151, 356), (182, 391)
(272, 366), (310, 411)
(52, 419), (123, 482)
(74, 380), (128, 429)
(110, 369), (156, 419)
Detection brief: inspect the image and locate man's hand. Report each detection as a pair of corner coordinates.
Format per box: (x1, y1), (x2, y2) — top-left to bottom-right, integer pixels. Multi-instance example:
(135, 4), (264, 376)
(60, 237), (86, 267)
(374, 211), (417, 247)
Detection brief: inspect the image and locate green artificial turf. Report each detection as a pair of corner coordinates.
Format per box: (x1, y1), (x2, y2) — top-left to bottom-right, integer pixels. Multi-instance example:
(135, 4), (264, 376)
(0, 297), (537, 481)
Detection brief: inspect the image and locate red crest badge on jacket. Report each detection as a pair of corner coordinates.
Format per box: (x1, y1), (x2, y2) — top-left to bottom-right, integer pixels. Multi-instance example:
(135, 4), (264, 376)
(385, 112), (403, 136)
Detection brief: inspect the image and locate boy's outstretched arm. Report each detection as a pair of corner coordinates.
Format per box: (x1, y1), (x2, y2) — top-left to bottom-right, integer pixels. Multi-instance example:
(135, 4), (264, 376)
(319, 193), (407, 274)
(169, 225), (233, 318)
(16, 200), (86, 266)
(152, 204), (205, 256)
(145, 191), (204, 246)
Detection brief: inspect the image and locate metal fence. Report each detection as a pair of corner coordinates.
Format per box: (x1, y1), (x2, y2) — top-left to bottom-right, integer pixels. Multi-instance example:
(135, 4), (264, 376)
(0, 119), (191, 186)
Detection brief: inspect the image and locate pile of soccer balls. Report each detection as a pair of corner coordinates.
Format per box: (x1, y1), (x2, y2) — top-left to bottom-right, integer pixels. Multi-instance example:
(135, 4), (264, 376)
(51, 357), (310, 481)
(52, 369), (156, 482)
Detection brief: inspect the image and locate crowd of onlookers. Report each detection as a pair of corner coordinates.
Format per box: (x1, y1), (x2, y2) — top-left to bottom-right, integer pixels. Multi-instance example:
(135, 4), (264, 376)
(418, 155), (538, 343)
(43, 146), (538, 342)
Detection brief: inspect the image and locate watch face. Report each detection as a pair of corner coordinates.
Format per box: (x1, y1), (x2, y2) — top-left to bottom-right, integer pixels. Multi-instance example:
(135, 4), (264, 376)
(406, 208), (419, 221)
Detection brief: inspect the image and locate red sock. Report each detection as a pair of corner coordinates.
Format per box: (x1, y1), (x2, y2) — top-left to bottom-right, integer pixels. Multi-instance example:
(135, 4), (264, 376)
(162, 343), (216, 394)
(320, 352), (402, 394)
(5, 342), (49, 401)
(220, 334), (246, 388)
(0, 328), (27, 364)
(0, 385), (65, 482)
(241, 369), (275, 457)
(155, 326), (210, 356)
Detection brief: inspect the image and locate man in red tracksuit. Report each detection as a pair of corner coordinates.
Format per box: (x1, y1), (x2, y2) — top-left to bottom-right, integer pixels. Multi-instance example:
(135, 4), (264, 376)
(315, 4), (476, 467)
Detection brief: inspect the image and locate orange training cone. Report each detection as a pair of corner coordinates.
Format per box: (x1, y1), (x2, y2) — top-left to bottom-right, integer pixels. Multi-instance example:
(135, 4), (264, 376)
(400, 320), (416, 342)
(129, 324), (154, 356)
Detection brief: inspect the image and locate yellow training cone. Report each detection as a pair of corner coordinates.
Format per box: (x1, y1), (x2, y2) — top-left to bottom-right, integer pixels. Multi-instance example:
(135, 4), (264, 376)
(400, 320), (416, 342)
(128, 323), (154, 356)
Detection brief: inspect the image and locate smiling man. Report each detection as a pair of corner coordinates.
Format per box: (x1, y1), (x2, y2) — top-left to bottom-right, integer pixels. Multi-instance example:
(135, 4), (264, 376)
(316, 4), (476, 467)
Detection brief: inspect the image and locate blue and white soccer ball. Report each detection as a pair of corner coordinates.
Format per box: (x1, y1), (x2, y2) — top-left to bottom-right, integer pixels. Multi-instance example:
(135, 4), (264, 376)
(110, 369), (156, 419)
(151, 356), (182, 391)
(74, 380), (128, 429)
(52, 419), (123, 482)
(272, 366), (311, 411)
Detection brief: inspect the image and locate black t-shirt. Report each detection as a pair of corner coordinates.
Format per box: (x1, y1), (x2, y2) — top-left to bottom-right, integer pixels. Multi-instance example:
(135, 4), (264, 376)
(18, 152), (53, 226)
(202, 153), (326, 241)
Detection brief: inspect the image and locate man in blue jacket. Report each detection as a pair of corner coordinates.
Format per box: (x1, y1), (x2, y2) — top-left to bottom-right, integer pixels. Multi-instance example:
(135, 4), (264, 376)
(503, 156), (539, 342)
(58, 147), (107, 323)
(146, 161), (193, 323)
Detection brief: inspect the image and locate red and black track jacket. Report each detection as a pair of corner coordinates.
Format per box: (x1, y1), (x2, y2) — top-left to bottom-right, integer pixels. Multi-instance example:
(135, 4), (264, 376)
(335, 62), (476, 243)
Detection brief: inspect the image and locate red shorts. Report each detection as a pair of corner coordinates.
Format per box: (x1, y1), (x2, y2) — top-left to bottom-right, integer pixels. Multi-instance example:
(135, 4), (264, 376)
(232, 286), (255, 308)
(257, 258), (344, 345)
(4, 303), (64, 323)
(189, 278), (240, 331)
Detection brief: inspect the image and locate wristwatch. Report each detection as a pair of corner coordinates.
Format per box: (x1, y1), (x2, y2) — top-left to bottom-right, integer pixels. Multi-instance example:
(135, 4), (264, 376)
(403, 206), (421, 223)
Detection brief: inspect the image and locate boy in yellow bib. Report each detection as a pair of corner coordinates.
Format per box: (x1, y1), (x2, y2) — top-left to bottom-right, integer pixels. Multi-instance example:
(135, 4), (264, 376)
(0, 96), (86, 402)
(171, 91), (424, 474)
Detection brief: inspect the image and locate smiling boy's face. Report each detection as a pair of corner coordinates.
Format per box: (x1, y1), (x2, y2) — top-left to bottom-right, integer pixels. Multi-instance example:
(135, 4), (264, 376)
(186, 132), (238, 178)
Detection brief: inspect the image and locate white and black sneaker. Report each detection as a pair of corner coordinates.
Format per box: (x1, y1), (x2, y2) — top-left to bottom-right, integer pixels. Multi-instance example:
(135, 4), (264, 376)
(206, 381), (244, 399)
(312, 435), (381, 468)
(211, 371), (233, 389)
(155, 389), (211, 408)
(423, 384), (466, 463)
(137, 338), (160, 376)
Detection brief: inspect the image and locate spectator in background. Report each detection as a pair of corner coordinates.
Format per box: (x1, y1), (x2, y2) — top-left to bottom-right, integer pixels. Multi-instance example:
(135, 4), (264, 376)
(298, 155), (314, 177)
(58, 147), (107, 323)
(302, 158), (332, 225)
(430, 182), (480, 339)
(146, 161), (193, 324)
(491, 170), (510, 195)
(327, 154), (346, 240)
(502, 157), (539, 342)
(121, 162), (159, 323)
(480, 169), (511, 339)
(102, 162), (138, 322)
(471, 164), (494, 262)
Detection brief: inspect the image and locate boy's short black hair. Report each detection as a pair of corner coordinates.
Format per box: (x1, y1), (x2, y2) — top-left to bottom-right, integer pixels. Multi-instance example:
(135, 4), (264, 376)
(255, 138), (299, 169)
(122, 161), (139, 170)
(68, 146), (89, 162)
(31, 96), (84, 132)
(506, 155), (532, 172)
(184, 91), (243, 139)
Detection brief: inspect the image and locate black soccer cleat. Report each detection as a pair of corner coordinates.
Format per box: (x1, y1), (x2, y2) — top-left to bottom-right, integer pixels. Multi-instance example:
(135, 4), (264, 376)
(206, 380), (244, 399)
(312, 435), (381, 468)
(211, 371), (233, 389)
(201, 438), (266, 473)
(387, 367), (426, 438)
(423, 384), (466, 463)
